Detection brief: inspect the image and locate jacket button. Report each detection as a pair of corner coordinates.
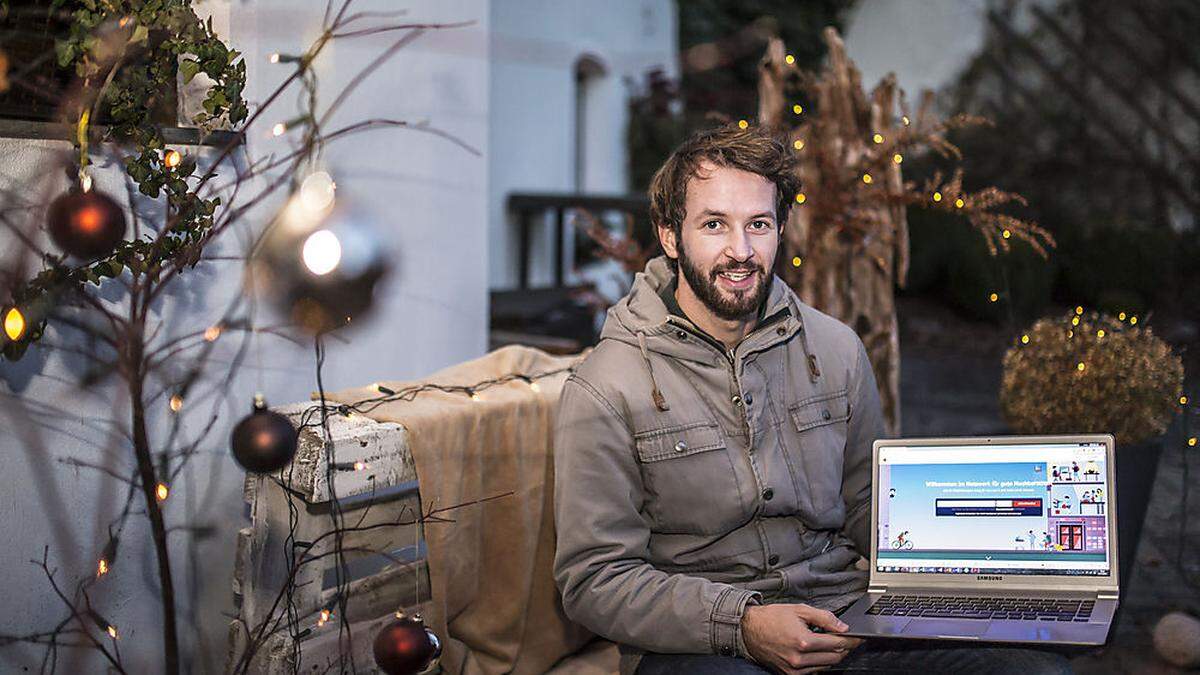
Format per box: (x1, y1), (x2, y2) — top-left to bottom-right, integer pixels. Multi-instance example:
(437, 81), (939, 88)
(675, 330), (687, 340)
(720, 646), (734, 656)
(731, 395), (742, 407)
(674, 440), (688, 453)
(776, 327), (786, 336)
(762, 487), (774, 501)
(822, 409), (832, 420)
(768, 554), (780, 566)
(743, 392), (753, 406)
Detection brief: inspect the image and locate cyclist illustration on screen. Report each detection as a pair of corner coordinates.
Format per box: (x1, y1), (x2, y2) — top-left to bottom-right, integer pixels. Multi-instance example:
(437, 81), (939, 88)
(891, 530), (913, 550)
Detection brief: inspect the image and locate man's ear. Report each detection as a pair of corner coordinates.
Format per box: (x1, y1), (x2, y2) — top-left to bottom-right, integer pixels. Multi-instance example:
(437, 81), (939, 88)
(657, 223), (679, 261)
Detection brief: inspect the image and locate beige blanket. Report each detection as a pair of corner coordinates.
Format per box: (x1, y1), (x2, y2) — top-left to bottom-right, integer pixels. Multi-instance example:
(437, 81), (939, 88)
(326, 345), (594, 674)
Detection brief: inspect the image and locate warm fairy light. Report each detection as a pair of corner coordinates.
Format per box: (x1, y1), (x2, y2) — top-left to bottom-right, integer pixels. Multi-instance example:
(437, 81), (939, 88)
(792, 104), (803, 115)
(272, 122), (286, 136)
(892, 153), (903, 164)
(353, 461), (369, 471)
(795, 192), (806, 204)
(1071, 316), (1080, 326)
(299, 171), (337, 212)
(106, 625), (118, 639)
(302, 229), (342, 276)
(933, 192), (942, 202)
(204, 325), (221, 342)
(4, 307), (25, 341)
(528, 381), (541, 393)
(793, 139), (804, 150)
(954, 198), (965, 208)
(1067, 330), (1074, 338)
(901, 115), (910, 126)
(785, 54), (795, 65)
(1189, 437), (1197, 447)
(1097, 329), (1105, 339)
(318, 609), (332, 626)
(269, 52), (281, 64)
(156, 483), (169, 501)
(989, 293), (999, 303)
(1075, 306), (1083, 315)
(164, 149), (181, 168)
(1077, 362), (1086, 372)
(1180, 396), (1188, 405)
(872, 133), (884, 144)
(1002, 229), (1011, 239)
(1118, 311), (1127, 321)
(97, 559), (109, 577)
(1129, 316), (1138, 325)
(791, 256), (803, 267)
(469, 391), (482, 402)
(1021, 334), (1030, 344)
(737, 119), (748, 130)
(169, 394), (183, 412)
(862, 173), (873, 184)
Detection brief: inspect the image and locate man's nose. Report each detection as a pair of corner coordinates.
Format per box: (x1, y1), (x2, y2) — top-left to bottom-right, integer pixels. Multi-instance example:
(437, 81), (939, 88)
(724, 228), (753, 261)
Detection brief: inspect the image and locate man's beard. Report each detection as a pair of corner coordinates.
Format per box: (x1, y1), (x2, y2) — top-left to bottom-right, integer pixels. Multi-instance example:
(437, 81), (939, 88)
(677, 242), (772, 322)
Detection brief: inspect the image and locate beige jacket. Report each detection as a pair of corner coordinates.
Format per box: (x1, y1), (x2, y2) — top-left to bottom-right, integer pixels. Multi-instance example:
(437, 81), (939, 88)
(552, 256), (885, 665)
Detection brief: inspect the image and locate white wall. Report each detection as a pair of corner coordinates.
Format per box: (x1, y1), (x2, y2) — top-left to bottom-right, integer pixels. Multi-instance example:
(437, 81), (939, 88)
(488, 0), (678, 290)
(0, 0), (489, 670)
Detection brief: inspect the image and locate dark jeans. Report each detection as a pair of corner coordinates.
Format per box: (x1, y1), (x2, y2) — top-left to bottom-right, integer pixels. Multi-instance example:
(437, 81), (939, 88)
(635, 640), (1074, 675)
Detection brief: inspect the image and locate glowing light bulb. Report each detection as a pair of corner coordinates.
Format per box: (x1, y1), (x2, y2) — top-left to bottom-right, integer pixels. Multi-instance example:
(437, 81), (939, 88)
(1097, 329), (1105, 339)
(872, 133), (884, 144)
(299, 171), (336, 212)
(792, 104), (803, 115)
(318, 609), (331, 626)
(1071, 316), (1080, 326)
(795, 192), (806, 204)
(901, 115), (910, 126)
(107, 625), (118, 639)
(302, 229), (342, 276)
(169, 394), (183, 413)
(269, 53), (281, 64)
(1189, 437), (1197, 447)
(1021, 334), (1030, 344)
(893, 153), (903, 164)
(1075, 306), (1084, 315)
(529, 381), (541, 393)
(272, 122), (286, 136)
(156, 483), (169, 502)
(353, 461), (368, 471)
(862, 173), (873, 184)
(737, 119), (749, 130)
(470, 391), (482, 402)
(785, 54), (795, 65)
(989, 293), (999, 303)
(1002, 229), (1011, 239)
(97, 559), (109, 577)
(1129, 316), (1138, 325)
(954, 198), (965, 208)
(1180, 396), (1188, 405)
(1077, 362), (1086, 372)
(4, 307), (25, 341)
(204, 325), (221, 342)
(1067, 330), (1074, 338)
(164, 149), (181, 168)
(791, 256), (803, 268)
(1118, 312), (1126, 321)
(793, 139), (804, 150)
(933, 192), (942, 202)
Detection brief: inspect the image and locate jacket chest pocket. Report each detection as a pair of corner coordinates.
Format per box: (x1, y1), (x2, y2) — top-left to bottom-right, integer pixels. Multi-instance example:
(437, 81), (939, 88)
(786, 389), (850, 511)
(634, 421), (746, 535)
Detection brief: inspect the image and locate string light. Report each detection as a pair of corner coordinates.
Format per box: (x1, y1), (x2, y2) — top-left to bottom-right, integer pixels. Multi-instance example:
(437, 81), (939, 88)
(163, 149), (182, 168)
(1071, 316), (1080, 326)
(1118, 312), (1127, 321)
(862, 173), (873, 184)
(872, 133), (884, 144)
(954, 198), (965, 208)
(1077, 362), (1086, 372)
(269, 52), (281, 63)
(1181, 396), (1189, 405)
(785, 54), (795, 65)
(1097, 329), (1105, 339)
(4, 307), (25, 341)
(169, 394), (183, 412)
(97, 559), (109, 577)
(204, 325), (221, 342)
(106, 625), (118, 640)
(1129, 316), (1138, 325)
(793, 139), (805, 150)
(1021, 334), (1030, 344)
(791, 256), (803, 268)
(318, 608), (332, 627)
(901, 115), (910, 126)
(353, 461), (369, 471)
(989, 293), (999, 303)
(1002, 229), (1011, 239)
(792, 104), (803, 115)
(933, 192), (942, 202)
(892, 153), (903, 164)
(155, 483), (169, 502)
(1075, 306), (1083, 315)
(528, 381), (541, 393)
(737, 119), (748, 130)
(301, 230), (342, 276)
(469, 390), (482, 402)
(272, 122), (287, 136)
(795, 192), (806, 204)
(1189, 437), (1197, 447)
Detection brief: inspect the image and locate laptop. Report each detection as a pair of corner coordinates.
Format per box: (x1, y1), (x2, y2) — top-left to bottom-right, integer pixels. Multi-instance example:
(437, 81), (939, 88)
(839, 435), (1118, 645)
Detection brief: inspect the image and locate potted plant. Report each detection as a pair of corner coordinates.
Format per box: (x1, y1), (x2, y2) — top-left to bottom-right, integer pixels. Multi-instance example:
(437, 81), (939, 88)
(1000, 309), (1183, 593)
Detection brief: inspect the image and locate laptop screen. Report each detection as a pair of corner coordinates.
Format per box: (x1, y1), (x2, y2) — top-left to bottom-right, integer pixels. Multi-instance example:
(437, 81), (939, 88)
(876, 441), (1111, 577)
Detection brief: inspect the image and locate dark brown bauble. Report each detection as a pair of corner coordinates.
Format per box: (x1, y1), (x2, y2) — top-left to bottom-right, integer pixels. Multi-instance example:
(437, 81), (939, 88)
(230, 397), (298, 473)
(373, 615), (441, 675)
(47, 189), (128, 259)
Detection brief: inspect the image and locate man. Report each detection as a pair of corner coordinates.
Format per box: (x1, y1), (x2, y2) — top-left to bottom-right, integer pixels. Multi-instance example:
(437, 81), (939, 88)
(552, 125), (1071, 674)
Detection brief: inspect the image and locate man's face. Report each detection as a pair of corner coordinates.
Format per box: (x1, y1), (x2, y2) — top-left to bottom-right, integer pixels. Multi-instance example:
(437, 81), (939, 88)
(659, 161), (780, 321)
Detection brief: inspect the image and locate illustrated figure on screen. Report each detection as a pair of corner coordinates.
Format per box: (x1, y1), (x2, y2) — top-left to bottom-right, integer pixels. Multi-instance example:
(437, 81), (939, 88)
(1052, 467), (1060, 481)
(1084, 461), (1100, 480)
(1028, 529), (1036, 550)
(888, 488), (895, 499)
(891, 530), (912, 550)
(1042, 531), (1053, 550)
(1071, 461), (1080, 481)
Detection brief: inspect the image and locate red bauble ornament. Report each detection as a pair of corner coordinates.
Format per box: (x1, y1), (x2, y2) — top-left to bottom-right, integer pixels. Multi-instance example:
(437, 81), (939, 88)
(47, 188), (127, 259)
(230, 395), (298, 473)
(373, 614), (441, 675)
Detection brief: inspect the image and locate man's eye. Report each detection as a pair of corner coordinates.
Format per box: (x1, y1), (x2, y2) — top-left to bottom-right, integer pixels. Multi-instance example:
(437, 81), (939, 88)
(703, 220), (722, 230)
(750, 220), (771, 230)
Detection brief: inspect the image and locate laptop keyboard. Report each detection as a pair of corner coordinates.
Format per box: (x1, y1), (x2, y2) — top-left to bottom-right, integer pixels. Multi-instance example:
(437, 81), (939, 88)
(866, 595), (1095, 622)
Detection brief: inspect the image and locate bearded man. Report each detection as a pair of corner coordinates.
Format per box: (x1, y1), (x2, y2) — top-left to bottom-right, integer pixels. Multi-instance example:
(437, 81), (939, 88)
(552, 125), (1071, 675)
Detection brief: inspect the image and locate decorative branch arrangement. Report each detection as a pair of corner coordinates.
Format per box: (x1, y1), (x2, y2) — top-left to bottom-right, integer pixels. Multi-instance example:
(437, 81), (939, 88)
(0, 2), (482, 672)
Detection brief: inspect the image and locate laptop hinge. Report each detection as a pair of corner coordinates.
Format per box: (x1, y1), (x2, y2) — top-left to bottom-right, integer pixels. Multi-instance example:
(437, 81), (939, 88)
(1096, 591), (1119, 600)
(868, 585), (888, 594)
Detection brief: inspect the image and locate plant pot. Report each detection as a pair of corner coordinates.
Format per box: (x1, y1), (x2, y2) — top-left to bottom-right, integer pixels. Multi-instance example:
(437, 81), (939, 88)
(1115, 437), (1164, 594)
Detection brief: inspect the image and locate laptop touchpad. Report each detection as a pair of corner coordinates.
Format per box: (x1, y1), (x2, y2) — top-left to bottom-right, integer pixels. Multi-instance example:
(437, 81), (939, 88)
(902, 619), (989, 637)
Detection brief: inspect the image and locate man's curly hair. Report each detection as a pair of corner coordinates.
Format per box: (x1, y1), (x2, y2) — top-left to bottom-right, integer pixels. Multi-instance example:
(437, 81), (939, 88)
(648, 124), (801, 261)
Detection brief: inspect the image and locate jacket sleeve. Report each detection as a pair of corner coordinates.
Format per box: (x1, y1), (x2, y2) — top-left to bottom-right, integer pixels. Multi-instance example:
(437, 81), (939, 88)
(841, 338), (885, 557)
(552, 375), (761, 656)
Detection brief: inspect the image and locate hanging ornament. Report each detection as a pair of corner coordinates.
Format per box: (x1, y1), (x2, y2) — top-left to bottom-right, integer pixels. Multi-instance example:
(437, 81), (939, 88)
(373, 612), (441, 675)
(230, 394), (298, 473)
(251, 171), (389, 334)
(46, 187), (127, 260)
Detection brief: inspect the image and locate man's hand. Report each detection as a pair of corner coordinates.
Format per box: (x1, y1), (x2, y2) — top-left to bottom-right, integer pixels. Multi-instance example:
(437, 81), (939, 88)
(740, 603), (864, 674)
